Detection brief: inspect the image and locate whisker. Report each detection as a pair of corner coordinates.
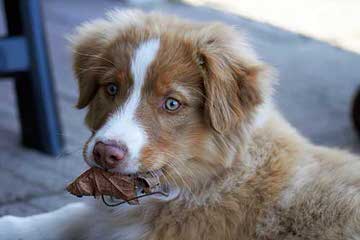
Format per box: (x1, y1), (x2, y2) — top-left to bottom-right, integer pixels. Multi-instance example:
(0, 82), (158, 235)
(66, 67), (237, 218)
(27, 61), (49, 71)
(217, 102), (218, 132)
(55, 145), (83, 160)
(165, 160), (200, 205)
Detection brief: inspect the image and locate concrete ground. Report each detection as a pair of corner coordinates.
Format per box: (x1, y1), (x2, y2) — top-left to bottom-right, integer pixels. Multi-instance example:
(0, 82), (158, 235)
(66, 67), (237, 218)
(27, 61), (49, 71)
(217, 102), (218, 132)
(184, 0), (360, 54)
(0, 0), (359, 217)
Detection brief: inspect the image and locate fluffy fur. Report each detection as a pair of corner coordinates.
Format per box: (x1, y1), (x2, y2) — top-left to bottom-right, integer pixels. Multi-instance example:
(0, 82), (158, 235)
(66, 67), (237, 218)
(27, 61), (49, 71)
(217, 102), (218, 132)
(0, 9), (359, 240)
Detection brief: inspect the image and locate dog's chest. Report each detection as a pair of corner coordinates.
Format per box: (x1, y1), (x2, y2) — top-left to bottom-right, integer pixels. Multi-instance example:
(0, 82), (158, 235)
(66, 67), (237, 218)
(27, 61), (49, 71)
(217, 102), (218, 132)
(88, 223), (148, 240)
(87, 203), (153, 240)
(111, 221), (148, 240)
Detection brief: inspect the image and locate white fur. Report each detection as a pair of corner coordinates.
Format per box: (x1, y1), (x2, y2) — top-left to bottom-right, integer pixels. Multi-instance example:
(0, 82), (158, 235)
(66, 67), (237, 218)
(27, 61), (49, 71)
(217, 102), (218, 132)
(279, 154), (320, 207)
(0, 202), (92, 240)
(253, 99), (272, 130)
(86, 203), (149, 240)
(85, 39), (160, 174)
(68, 10), (145, 47)
(0, 202), (149, 240)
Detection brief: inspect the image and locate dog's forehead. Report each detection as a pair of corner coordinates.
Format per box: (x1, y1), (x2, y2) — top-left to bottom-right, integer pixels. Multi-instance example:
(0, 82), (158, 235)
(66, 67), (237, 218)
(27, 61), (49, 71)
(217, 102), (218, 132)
(141, 37), (200, 97)
(108, 34), (200, 99)
(128, 38), (162, 98)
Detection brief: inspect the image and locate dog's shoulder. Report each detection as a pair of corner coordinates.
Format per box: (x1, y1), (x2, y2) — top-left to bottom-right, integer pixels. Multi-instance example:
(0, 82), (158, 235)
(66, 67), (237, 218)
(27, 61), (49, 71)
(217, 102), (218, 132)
(257, 141), (360, 239)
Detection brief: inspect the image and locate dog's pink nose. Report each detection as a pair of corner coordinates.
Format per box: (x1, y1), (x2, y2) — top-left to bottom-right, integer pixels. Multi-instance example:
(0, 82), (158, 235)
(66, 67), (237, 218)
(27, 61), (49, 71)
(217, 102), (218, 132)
(93, 141), (127, 169)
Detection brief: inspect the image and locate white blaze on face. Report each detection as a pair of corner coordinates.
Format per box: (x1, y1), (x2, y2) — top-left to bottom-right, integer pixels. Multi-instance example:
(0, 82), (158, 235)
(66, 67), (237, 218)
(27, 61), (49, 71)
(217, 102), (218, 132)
(86, 39), (160, 174)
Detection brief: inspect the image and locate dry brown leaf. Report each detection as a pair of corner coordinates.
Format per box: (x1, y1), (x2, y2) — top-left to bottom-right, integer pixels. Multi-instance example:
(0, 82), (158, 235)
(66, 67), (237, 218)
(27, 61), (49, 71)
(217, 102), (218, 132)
(66, 167), (136, 201)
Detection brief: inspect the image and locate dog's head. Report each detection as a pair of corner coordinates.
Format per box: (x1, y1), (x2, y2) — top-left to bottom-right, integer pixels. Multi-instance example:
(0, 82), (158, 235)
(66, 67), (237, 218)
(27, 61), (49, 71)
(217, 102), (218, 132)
(71, 10), (272, 187)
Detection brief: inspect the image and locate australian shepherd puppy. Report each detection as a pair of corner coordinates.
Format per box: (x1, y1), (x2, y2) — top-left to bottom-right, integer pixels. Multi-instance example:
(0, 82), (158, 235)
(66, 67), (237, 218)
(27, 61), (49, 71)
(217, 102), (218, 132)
(0, 9), (360, 240)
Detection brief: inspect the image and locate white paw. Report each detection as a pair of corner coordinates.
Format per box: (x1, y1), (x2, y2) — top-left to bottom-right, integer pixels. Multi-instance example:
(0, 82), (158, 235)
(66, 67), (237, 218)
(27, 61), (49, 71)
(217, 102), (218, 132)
(0, 215), (25, 240)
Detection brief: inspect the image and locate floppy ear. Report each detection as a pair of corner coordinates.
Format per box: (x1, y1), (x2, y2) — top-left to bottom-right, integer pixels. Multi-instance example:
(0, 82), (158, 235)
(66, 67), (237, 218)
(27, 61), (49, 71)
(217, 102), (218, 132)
(69, 20), (111, 109)
(196, 24), (269, 133)
(70, 10), (147, 109)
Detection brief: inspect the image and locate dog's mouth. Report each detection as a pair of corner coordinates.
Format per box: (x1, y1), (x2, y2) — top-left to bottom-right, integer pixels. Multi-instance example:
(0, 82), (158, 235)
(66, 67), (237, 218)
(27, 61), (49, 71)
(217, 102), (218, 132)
(101, 169), (170, 207)
(67, 167), (171, 207)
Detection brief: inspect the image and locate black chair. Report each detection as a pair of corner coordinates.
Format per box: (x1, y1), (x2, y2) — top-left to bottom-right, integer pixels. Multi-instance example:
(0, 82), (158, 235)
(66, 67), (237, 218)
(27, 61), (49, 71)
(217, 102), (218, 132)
(1, 0), (63, 155)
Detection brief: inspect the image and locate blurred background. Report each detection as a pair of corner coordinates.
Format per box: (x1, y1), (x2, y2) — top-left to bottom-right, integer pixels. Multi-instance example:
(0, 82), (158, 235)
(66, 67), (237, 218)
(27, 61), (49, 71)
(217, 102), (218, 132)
(0, 0), (359, 217)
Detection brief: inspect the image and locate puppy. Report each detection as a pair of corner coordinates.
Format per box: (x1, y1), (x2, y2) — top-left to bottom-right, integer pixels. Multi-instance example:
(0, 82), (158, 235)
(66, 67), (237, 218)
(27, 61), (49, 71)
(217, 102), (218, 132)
(0, 9), (359, 240)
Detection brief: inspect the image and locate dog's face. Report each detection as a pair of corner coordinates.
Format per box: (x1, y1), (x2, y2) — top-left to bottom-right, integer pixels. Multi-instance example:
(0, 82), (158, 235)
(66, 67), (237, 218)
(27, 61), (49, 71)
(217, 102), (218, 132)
(72, 10), (269, 185)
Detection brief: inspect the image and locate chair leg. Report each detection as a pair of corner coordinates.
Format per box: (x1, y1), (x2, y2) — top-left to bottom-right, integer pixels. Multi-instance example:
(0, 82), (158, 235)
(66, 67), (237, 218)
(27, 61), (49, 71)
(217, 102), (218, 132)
(352, 87), (360, 137)
(5, 0), (63, 155)
(14, 72), (63, 155)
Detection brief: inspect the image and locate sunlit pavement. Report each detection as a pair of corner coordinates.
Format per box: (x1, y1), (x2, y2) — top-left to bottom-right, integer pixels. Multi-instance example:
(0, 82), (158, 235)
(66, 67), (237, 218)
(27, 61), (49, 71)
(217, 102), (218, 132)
(184, 0), (360, 54)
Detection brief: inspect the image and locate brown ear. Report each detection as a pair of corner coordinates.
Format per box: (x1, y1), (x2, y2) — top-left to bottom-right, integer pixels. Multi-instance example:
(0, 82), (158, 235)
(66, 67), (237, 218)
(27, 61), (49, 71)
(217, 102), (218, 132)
(69, 20), (110, 109)
(72, 42), (101, 109)
(196, 24), (266, 133)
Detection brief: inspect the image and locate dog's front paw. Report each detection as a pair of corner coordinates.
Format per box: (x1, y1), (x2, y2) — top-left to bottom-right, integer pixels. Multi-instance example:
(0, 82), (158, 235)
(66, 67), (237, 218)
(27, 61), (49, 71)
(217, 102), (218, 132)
(0, 215), (27, 240)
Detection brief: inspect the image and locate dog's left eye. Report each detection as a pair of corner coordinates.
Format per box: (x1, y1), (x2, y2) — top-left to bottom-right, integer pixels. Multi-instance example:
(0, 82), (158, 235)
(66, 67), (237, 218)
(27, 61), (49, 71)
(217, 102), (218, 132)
(106, 83), (118, 96)
(164, 98), (181, 112)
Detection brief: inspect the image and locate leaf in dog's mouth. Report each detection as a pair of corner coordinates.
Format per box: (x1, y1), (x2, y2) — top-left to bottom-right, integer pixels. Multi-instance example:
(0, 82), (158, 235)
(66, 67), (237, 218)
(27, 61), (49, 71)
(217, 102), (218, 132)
(66, 167), (169, 206)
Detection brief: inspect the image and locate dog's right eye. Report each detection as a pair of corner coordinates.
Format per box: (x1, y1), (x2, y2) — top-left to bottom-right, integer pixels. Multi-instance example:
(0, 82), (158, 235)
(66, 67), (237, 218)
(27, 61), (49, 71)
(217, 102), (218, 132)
(106, 83), (118, 96)
(163, 97), (181, 112)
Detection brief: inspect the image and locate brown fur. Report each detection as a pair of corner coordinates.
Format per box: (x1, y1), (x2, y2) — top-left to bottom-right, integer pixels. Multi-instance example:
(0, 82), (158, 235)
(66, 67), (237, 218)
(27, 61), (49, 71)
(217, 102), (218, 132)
(70, 10), (360, 240)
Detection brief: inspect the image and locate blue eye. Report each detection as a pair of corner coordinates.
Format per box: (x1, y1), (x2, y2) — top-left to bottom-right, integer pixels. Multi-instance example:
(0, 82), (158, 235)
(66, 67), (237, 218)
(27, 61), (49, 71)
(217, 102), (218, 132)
(106, 83), (118, 96)
(164, 98), (181, 112)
